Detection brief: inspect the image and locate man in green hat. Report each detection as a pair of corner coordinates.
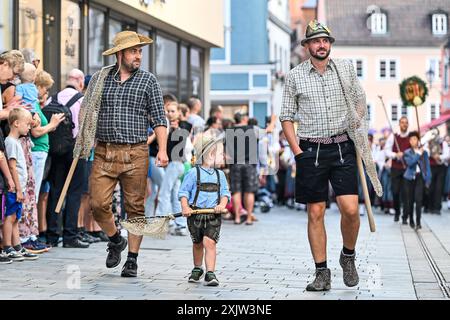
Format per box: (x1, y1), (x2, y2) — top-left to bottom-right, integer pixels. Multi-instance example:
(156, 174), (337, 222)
(280, 20), (365, 291)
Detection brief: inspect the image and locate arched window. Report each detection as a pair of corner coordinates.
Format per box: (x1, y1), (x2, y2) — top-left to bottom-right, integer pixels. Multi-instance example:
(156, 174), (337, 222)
(432, 13), (447, 35)
(371, 13), (387, 34)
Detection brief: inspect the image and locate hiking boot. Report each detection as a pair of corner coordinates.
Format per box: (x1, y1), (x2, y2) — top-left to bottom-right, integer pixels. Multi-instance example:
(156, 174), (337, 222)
(394, 215), (399, 222)
(306, 268), (331, 291)
(415, 224), (422, 230)
(204, 271), (219, 286)
(106, 236), (127, 268)
(410, 221), (415, 229)
(339, 251), (359, 287)
(121, 257), (137, 277)
(188, 267), (204, 283)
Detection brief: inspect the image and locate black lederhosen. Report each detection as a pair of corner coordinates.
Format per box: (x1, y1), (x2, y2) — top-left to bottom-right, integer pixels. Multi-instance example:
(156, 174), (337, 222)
(295, 134), (358, 204)
(187, 166), (222, 243)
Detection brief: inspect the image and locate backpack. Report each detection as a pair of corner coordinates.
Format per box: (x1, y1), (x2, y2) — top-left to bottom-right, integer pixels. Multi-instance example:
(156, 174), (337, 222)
(42, 92), (83, 156)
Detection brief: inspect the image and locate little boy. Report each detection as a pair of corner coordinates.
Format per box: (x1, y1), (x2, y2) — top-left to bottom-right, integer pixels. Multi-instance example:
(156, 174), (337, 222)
(403, 131), (432, 230)
(15, 63), (39, 113)
(179, 134), (230, 286)
(2, 108), (38, 261)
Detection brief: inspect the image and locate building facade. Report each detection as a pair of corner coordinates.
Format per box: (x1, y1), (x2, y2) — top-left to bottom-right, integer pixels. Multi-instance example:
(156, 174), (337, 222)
(0, 0), (224, 111)
(210, 0), (291, 127)
(289, 0), (317, 66)
(315, 0), (449, 136)
(442, 37), (450, 116)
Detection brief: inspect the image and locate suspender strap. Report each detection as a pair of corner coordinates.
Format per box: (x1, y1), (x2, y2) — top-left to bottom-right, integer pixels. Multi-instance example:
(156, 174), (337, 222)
(215, 169), (221, 205)
(193, 166), (201, 208)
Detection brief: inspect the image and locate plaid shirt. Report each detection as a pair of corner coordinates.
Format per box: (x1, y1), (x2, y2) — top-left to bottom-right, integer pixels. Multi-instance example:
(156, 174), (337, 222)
(96, 66), (167, 144)
(280, 58), (353, 138)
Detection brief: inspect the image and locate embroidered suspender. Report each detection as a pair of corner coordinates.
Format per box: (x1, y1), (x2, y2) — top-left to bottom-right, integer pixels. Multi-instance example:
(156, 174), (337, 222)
(192, 166), (221, 208)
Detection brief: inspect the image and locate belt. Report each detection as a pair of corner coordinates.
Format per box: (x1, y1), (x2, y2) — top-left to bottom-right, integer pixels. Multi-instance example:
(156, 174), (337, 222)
(298, 133), (349, 168)
(97, 141), (147, 147)
(299, 133), (349, 145)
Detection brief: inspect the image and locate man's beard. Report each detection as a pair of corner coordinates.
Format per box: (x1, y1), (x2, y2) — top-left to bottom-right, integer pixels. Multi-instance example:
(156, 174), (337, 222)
(309, 48), (331, 61)
(121, 58), (140, 73)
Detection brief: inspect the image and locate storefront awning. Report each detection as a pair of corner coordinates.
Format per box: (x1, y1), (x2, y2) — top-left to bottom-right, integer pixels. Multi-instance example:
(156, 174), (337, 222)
(420, 111), (450, 132)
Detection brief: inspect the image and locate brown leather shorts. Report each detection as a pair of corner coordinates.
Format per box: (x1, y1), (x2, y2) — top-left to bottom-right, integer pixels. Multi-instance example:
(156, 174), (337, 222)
(90, 142), (149, 223)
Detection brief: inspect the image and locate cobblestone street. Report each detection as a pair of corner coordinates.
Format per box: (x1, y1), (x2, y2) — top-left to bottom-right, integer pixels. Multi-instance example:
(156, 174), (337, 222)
(1, 205), (450, 300)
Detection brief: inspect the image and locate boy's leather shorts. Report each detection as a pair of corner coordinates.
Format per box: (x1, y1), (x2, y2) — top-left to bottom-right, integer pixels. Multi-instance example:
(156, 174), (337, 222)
(187, 213), (221, 244)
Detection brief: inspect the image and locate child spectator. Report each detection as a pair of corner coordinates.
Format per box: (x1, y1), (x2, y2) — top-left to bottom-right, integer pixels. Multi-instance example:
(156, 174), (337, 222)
(0, 128), (16, 263)
(179, 134), (230, 286)
(403, 131), (432, 230)
(15, 63), (39, 113)
(2, 108), (38, 260)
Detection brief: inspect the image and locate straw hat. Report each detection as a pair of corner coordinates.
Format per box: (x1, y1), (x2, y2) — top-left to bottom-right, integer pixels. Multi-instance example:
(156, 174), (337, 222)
(103, 31), (153, 56)
(192, 132), (225, 165)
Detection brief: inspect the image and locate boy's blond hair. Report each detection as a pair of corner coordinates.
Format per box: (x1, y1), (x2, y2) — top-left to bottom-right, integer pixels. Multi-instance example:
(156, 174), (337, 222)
(8, 108), (30, 126)
(20, 63), (37, 83)
(0, 50), (25, 74)
(35, 70), (54, 89)
(192, 133), (223, 165)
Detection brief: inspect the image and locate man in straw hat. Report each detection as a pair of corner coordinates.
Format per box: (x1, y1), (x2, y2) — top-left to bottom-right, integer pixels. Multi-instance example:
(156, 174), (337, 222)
(280, 20), (381, 291)
(77, 31), (168, 277)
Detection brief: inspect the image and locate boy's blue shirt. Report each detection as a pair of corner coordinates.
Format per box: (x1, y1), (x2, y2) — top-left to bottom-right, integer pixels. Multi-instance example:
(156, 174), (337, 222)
(179, 166), (230, 209)
(16, 83), (39, 112)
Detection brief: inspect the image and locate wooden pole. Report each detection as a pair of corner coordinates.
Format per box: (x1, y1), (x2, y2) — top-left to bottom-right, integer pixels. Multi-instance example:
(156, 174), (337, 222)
(55, 157), (79, 213)
(356, 151), (376, 232)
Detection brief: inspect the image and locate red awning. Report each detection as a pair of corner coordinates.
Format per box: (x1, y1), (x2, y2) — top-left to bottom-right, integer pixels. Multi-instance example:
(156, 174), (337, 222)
(420, 111), (450, 132)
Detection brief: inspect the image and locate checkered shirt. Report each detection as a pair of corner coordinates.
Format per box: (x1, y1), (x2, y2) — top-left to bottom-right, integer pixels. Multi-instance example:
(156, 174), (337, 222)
(280, 58), (354, 138)
(96, 66), (167, 144)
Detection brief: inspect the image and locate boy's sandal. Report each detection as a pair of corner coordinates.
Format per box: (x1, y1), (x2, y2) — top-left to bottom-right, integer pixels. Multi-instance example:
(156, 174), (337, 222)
(245, 221), (253, 225)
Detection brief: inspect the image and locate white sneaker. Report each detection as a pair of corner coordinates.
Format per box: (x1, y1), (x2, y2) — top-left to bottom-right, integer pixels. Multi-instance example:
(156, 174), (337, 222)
(5, 249), (24, 262)
(359, 204), (366, 216)
(447, 200), (450, 210)
(389, 208), (396, 215)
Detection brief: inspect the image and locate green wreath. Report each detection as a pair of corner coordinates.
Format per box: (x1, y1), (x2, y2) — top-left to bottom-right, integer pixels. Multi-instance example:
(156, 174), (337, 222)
(399, 76), (428, 107)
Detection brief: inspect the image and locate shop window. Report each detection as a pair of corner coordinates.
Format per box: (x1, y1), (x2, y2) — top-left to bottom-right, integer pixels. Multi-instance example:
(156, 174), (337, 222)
(0, 0), (14, 52)
(108, 19), (122, 65)
(19, 0), (44, 69)
(60, 0), (81, 88)
(191, 47), (203, 99)
(137, 27), (151, 72)
(88, 7), (105, 75)
(180, 45), (189, 102)
(156, 35), (178, 95)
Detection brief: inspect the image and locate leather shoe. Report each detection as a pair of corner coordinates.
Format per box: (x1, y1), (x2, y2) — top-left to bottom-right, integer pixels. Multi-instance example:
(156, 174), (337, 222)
(63, 239), (90, 248)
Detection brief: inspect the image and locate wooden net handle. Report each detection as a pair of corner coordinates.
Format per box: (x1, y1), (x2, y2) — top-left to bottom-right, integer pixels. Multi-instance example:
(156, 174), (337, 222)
(55, 157), (79, 214)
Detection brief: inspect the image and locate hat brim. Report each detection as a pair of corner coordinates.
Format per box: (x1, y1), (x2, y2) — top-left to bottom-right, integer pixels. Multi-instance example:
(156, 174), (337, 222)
(301, 33), (335, 46)
(102, 35), (153, 56)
